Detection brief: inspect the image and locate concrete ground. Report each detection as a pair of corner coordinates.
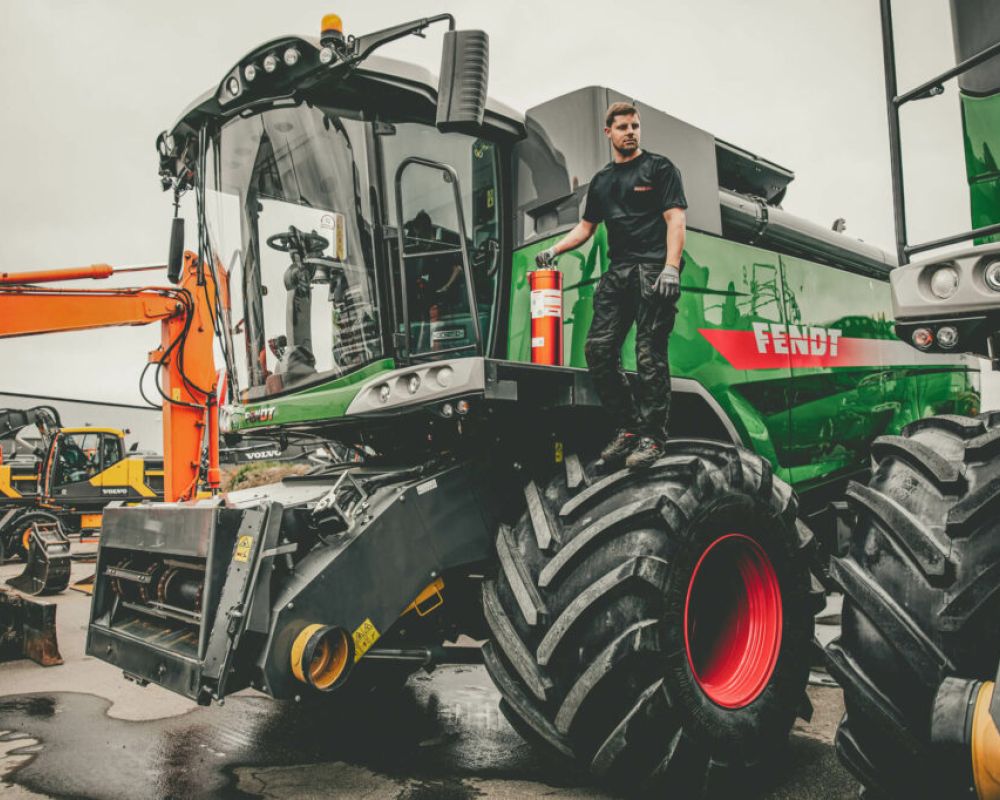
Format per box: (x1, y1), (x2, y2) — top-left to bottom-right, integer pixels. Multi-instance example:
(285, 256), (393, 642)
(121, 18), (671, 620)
(0, 556), (857, 800)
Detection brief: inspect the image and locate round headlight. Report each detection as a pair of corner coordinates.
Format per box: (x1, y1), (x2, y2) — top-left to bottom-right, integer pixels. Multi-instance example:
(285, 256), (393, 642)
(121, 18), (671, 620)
(377, 384), (390, 403)
(936, 326), (959, 349)
(407, 375), (420, 394)
(985, 261), (1000, 291)
(319, 46), (335, 64)
(226, 76), (240, 97)
(456, 400), (470, 415)
(441, 403), (454, 418)
(912, 327), (934, 349)
(244, 64), (257, 82)
(929, 265), (959, 299)
(283, 47), (300, 66)
(263, 53), (279, 73)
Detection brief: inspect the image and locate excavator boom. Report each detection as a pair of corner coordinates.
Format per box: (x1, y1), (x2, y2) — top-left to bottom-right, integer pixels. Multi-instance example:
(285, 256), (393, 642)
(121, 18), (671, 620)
(0, 251), (222, 502)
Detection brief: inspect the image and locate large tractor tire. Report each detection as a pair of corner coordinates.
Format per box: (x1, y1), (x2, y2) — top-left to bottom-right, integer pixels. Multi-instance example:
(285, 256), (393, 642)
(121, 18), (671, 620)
(826, 413), (1000, 799)
(482, 439), (822, 796)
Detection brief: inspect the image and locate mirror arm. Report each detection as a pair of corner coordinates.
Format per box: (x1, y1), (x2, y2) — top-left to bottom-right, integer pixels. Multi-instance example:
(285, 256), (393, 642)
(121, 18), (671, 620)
(351, 15), (455, 62)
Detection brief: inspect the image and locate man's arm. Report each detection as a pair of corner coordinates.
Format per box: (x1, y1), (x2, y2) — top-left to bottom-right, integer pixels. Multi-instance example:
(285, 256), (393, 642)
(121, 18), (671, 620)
(536, 219), (598, 267)
(652, 207), (687, 299)
(664, 207), (686, 269)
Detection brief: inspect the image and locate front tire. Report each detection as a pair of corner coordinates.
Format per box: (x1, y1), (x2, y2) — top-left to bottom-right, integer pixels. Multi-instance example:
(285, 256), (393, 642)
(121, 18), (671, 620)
(482, 440), (822, 796)
(826, 413), (1000, 799)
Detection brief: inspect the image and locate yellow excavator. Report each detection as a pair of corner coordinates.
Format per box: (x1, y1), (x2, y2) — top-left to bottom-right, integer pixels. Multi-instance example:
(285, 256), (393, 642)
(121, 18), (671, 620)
(0, 405), (164, 565)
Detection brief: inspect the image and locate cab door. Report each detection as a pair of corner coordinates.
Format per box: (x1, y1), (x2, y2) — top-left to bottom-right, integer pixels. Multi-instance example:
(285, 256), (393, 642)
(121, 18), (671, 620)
(378, 122), (502, 361)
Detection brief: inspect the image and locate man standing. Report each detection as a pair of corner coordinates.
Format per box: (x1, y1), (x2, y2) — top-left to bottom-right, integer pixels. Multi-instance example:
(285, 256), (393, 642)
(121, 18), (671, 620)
(536, 102), (687, 468)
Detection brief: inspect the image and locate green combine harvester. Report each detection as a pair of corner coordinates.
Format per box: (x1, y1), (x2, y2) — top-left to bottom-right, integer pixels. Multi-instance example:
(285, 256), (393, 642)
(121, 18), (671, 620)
(827, 1), (1000, 798)
(84, 12), (974, 796)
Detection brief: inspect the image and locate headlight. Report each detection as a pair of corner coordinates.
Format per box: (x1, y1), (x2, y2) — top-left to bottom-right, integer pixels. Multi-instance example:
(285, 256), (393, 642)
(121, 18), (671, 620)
(936, 326), (959, 349)
(263, 53), (279, 73)
(985, 261), (1000, 291)
(243, 64), (257, 82)
(377, 384), (390, 403)
(929, 265), (959, 299)
(226, 76), (240, 97)
(407, 375), (420, 394)
(283, 47), (301, 66)
(912, 327), (934, 349)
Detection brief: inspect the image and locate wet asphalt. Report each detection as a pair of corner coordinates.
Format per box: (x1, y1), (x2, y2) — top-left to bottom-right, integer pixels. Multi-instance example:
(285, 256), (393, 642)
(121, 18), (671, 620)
(0, 561), (858, 800)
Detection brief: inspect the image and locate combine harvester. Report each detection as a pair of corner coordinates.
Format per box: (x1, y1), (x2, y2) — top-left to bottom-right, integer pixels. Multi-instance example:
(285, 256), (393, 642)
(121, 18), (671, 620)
(826, 1), (1000, 797)
(63, 11), (976, 796)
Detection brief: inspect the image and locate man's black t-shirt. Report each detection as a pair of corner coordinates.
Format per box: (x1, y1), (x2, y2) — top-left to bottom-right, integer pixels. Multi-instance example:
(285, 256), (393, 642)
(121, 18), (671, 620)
(582, 151), (687, 265)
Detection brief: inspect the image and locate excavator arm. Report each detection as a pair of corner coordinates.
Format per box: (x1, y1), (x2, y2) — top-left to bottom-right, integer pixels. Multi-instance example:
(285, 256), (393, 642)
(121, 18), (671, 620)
(0, 251), (222, 502)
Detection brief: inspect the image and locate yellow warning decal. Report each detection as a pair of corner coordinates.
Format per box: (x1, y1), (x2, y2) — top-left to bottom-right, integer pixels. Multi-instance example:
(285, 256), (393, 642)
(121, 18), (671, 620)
(554, 440), (564, 464)
(234, 535), (254, 562)
(352, 618), (380, 662)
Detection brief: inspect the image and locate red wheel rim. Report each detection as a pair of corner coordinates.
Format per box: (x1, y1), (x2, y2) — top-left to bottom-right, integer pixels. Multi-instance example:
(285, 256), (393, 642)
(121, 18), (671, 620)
(684, 533), (783, 709)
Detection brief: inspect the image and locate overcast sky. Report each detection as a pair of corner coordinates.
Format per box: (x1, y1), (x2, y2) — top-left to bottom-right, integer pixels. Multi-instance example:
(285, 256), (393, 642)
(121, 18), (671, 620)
(0, 0), (980, 404)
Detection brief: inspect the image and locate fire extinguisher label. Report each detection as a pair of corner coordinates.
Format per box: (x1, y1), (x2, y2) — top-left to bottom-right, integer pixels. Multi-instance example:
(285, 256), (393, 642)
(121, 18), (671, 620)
(530, 289), (562, 319)
(531, 336), (545, 348)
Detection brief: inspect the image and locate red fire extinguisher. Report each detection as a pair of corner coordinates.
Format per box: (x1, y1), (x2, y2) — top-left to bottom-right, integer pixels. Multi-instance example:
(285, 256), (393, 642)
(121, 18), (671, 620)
(529, 268), (563, 365)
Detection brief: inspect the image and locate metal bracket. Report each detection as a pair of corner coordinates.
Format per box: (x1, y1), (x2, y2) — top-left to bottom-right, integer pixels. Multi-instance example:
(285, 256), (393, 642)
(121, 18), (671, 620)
(312, 470), (369, 532)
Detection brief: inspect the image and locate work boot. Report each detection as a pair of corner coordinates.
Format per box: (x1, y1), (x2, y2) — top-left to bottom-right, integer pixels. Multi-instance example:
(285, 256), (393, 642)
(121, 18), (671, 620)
(625, 436), (665, 469)
(600, 429), (640, 464)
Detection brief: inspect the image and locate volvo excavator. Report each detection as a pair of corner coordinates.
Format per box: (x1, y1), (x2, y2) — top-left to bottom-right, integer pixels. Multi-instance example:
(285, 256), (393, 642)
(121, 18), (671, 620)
(0, 405), (164, 560)
(0, 251), (222, 595)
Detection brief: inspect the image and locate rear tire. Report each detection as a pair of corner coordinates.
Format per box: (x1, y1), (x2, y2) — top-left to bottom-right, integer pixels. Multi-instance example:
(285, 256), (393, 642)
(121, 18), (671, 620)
(826, 413), (1000, 799)
(483, 440), (822, 796)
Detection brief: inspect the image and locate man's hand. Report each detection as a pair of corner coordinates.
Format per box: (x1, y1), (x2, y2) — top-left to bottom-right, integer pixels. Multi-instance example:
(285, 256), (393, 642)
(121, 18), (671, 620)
(535, 247), (558, 269)
(652, 264), (680, 300)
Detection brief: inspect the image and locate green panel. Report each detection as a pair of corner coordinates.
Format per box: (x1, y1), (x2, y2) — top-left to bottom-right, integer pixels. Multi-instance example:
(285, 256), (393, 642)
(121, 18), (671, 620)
(510, 230), (979, 490)
(226, 358), (395, 432)
(960, 91), (1000, 243)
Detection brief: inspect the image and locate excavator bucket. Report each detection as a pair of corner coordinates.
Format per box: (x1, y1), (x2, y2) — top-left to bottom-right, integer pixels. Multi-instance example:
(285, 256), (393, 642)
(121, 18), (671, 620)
(0, 587), (63, 666)
(7, 520), (71, 596)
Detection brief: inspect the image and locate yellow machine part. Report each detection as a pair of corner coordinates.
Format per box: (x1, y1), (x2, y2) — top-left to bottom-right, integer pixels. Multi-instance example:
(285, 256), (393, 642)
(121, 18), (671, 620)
(89, 457), (157, 498)
(974, 682), (1000, 800)
(0, 465), (20, 499)
(403, 577), (445, 617)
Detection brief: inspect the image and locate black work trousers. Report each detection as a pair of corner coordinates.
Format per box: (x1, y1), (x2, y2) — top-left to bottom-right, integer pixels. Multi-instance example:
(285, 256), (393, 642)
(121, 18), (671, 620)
(584, 263), (677, 441)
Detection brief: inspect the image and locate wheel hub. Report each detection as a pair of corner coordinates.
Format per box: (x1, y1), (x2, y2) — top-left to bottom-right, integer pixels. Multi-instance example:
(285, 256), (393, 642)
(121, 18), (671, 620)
(684, 533), (783, 709)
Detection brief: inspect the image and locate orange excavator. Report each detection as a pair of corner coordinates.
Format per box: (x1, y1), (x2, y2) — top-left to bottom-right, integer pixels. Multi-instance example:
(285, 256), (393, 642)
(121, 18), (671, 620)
(0, 250), (224, 596)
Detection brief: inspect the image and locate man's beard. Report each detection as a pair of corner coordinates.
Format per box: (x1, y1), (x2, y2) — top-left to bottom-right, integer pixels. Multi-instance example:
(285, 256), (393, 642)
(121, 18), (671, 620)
(615, 140), (639, 156)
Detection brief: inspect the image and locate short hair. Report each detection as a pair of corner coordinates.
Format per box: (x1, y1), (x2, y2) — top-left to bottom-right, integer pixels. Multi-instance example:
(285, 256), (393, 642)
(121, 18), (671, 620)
(605, 102), (639, 128)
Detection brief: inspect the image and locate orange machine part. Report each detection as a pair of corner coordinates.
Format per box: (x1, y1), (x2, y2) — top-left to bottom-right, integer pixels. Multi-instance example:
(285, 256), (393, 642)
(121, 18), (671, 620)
(529, 268), (563, 366)
(0, 251), (221, 503)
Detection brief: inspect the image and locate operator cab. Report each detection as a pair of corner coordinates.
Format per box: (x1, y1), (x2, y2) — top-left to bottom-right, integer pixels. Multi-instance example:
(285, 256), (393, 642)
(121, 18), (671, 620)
(46, 429), (124, 495)
(166, 18), (521, 403)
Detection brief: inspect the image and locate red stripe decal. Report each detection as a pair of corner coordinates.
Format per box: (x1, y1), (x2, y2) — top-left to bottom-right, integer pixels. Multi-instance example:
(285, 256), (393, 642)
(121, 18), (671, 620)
(699, 326), (884, 370)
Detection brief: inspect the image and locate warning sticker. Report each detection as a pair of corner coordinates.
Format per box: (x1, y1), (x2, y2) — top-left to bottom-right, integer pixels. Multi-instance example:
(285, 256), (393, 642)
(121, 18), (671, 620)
(234, 535), (254, 563)
(352, 618), (380, 661)
(530, 289), (562, 319)
(531, 336), (545, 348)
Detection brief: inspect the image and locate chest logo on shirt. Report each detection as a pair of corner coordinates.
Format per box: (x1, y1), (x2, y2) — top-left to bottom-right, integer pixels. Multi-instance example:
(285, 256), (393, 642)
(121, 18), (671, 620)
(633, 185), (653, 192)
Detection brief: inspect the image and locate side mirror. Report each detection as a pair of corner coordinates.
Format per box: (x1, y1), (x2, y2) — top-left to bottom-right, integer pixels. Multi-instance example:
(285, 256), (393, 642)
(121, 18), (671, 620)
(129, 442), (139, 452)
(168, 217), (185, 284)
(436, 30), (489, 134)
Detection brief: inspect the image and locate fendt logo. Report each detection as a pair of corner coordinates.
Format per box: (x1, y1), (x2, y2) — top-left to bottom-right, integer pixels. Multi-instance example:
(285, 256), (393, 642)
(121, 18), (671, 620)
(699, 324), (870, 370)
(751, 323), (842, 357)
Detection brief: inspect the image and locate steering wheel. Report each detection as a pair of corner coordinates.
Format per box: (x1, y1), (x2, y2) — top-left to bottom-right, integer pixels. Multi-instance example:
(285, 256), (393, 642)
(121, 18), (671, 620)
(266, 226), (330, 257)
